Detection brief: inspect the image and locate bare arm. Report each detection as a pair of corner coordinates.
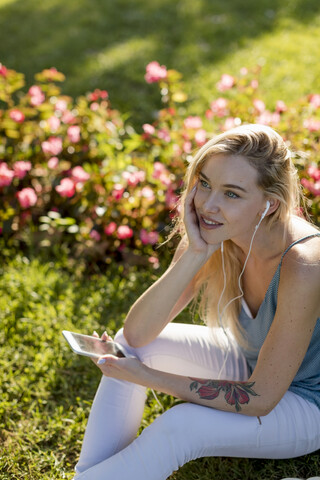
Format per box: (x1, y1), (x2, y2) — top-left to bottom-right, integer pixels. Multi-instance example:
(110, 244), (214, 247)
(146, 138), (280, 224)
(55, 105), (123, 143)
(123, 244), (207, 347)
(124, 185), (220, 347)
(99, 245), (320, 417)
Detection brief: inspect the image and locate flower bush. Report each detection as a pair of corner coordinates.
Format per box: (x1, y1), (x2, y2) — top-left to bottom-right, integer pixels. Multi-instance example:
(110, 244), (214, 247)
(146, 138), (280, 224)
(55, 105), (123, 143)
(0, 62), (319, 269)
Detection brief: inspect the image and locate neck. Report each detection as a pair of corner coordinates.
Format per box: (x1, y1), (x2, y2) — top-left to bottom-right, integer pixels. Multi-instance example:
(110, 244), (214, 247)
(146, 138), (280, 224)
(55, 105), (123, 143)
(233, 220), (288, 262)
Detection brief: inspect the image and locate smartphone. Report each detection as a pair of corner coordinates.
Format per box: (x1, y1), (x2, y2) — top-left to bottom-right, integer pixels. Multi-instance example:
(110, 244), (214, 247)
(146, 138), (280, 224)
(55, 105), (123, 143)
(62, 330), (128, 359)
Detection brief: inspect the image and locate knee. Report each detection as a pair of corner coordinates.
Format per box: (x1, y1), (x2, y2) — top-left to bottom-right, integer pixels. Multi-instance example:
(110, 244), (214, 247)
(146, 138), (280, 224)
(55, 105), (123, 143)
(114, 327), (125, 344)
(114, 328), (139, 358)
(150, 404), (194, 439)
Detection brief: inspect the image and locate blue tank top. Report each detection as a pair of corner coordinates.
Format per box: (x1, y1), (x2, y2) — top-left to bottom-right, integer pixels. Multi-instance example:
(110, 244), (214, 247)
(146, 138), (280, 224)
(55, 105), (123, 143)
(239, 233), (320, 410)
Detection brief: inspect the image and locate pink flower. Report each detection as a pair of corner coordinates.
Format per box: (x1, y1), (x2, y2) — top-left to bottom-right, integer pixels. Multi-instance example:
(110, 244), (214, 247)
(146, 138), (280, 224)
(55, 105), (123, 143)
(48, 115), (61, 132)
(307, 165), (320, 181)
(140, 229), (159, 245)
(195, 129), (207, 146)
(90, 229), (101, 241)
(117, 225), (133, 240)
(257, 111), (280, 126)
(251, 79), (259, 89)
(152, 162), (171, 186)
(48, 157), (59, 169)
(205, 109), (214, 120)
(112, 184), (125, 200)
(67, 125), (81, 143)
(61, 110), (76, 124)
(145, 61), (167, 83)
(55, 99), (68, 112)
(184, 116), (202, 129)
(141, 186), (155, 201)
(183, 141), (192, 153)
(0, 162), (14, 187)
(275, 100), (287, 113)
(16, 187), (37, 208)
(0, 64), (8, 77)
(222, 117), (238, 131)
(142, 123), (155, 135)
(217, 74), (235, 92)
(309, 94), (320, 109)
(148, 256), (160, 268)
(240, 67), (248, 76)
(104, 222), (117, 235)
(88, 89), (108, 102)
(13, 161), (32, 179)
(253, 99), (266, 114)
(122, 170), (146, 186)
(165, 189), (179, 209)
(152, 162), (166, 178)
(301, 178), (320, 196)
(210, 98), (228, 117)
(303, 118), (320, 132)
(157, 128), (171, 142)
(9, 109), (25, 123)
(71, 166), (90, 183)
(55, 178), (76, 197)
(28, 85), (45, 106)
(41, 137), (63, 156)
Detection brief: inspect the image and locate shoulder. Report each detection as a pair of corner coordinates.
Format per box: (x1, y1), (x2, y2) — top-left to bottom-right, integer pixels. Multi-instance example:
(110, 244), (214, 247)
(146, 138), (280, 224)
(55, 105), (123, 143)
(282, 217), (320, 267)
(278, 229), (320, 318)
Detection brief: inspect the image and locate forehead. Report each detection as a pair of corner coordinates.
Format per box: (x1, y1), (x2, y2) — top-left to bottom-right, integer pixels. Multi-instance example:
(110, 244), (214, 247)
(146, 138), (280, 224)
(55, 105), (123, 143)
(200, 154), (259, 188)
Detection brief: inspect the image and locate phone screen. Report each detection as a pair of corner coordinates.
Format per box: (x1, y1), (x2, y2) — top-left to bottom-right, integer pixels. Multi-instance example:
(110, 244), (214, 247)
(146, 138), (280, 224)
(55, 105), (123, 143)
(62, 331), (127, 358)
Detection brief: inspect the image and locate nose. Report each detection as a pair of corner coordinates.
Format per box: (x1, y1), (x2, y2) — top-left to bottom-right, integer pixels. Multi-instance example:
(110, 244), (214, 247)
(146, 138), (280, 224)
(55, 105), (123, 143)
(202, 192), (220, 214)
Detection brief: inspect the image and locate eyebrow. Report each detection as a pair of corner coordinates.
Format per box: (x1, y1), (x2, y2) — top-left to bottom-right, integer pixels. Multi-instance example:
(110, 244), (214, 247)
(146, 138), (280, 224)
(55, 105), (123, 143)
(199, 171), (248, 193)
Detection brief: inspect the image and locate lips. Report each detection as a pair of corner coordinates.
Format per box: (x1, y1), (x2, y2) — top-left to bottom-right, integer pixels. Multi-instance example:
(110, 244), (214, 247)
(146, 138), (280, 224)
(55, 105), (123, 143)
(199, 215), (223, 229)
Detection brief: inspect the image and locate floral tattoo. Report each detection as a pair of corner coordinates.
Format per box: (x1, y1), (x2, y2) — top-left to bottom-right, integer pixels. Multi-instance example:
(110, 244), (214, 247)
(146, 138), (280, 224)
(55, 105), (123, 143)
(189, 378), (259, 412)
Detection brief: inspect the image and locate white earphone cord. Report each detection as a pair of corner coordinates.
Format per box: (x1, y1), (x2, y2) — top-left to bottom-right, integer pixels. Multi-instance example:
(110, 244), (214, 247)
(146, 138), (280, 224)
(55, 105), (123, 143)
(217, 203), (269, 378)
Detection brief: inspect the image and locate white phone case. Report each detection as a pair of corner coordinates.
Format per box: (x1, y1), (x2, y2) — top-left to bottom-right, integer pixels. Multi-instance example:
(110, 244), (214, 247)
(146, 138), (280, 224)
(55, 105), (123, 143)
(62, 330), (128, 358)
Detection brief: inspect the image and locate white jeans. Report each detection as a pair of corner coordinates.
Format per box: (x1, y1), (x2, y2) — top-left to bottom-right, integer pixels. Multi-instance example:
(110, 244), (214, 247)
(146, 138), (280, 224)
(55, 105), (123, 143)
(74, 323), (320, 480)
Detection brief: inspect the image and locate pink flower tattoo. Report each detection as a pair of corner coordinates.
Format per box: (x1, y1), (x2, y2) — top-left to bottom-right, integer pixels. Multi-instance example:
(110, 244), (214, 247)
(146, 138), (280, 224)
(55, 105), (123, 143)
(189, 378), (259, 412)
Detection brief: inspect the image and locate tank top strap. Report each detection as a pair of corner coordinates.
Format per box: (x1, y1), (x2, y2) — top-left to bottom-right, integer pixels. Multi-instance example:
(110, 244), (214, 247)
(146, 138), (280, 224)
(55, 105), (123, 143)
(279, 233), (320, 267)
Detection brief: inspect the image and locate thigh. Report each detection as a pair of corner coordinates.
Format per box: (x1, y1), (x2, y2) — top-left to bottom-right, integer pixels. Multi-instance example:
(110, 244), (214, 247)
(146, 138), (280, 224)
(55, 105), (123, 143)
(76, 392), (320, 480)
(116, 323), (249, 381)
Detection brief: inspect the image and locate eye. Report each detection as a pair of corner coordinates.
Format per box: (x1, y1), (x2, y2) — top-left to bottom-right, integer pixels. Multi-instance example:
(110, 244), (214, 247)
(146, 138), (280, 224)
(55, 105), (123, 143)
(199, 178), (210, 189)
(225, 190), (239, 199)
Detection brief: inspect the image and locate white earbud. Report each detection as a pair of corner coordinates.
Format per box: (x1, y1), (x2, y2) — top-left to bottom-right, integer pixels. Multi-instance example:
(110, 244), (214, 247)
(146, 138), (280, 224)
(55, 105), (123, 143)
(260, 200), (271, 220)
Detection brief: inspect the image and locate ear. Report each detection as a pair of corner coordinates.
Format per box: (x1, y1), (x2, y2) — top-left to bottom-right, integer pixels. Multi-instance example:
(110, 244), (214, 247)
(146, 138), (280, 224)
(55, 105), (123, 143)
(261, 198), (279, 217)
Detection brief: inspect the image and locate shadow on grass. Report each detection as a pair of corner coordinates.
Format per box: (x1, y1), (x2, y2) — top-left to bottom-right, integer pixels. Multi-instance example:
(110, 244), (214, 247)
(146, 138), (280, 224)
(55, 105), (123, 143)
(0, 0), (319, 123)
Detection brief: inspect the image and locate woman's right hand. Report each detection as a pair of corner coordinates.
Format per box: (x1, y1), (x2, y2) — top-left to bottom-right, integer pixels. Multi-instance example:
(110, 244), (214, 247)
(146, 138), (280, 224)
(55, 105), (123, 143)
(183, 184), (221, 260)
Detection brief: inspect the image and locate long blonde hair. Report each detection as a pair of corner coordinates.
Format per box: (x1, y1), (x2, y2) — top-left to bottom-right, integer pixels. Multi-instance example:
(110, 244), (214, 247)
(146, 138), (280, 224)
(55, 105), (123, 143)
(171, 124), (304, 346)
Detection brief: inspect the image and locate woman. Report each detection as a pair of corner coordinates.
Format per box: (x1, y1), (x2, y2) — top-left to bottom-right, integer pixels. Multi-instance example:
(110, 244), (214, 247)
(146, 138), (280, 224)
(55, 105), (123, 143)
(74, 124), (320, 479)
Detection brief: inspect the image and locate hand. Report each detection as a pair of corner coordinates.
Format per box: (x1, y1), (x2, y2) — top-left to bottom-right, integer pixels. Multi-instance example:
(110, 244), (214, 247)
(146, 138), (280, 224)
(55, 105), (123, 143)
(91, 331), (148, 385)
(184, 184), (221, 259)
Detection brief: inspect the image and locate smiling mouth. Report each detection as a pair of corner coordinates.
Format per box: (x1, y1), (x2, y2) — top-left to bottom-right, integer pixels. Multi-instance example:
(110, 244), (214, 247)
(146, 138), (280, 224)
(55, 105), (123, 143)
(199, 215), (223, 229)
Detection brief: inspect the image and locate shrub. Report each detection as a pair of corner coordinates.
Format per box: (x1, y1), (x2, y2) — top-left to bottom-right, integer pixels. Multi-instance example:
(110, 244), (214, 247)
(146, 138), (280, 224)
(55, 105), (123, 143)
(0, 62), (319, 269)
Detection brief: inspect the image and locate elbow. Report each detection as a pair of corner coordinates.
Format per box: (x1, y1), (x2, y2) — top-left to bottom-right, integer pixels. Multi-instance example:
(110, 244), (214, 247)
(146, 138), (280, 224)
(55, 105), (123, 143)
(250, 399), (279, 418)
(123, 325), (145, 348)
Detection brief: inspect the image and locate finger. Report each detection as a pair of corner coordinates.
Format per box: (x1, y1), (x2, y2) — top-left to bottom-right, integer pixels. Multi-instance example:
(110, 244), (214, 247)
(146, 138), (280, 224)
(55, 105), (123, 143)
(92, 331), (99, 338)
(101, 331), (112, 341)
(97, 355), (118, 366)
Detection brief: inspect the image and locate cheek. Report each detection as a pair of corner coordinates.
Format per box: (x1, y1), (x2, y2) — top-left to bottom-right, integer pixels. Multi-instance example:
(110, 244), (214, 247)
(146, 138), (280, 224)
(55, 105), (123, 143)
(194, 189), (204, 209)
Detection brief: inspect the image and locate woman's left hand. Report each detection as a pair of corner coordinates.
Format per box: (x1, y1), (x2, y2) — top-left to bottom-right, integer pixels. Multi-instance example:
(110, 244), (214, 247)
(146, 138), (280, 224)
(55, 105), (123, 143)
(90, 331), (148, 385)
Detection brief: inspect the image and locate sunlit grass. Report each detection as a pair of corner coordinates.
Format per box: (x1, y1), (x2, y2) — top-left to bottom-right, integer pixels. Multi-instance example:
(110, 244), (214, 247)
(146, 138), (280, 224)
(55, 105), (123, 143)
(0, 0), (319, 477)
(0, 257), (319, 479)
(0, 0), (319, 125)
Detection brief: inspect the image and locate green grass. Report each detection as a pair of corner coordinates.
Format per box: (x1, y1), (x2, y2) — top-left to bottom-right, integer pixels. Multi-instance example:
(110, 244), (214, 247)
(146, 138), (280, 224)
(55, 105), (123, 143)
(0, 0), (320, 125)
(0, 257), (319, 479)
(1, 0), (320, 477)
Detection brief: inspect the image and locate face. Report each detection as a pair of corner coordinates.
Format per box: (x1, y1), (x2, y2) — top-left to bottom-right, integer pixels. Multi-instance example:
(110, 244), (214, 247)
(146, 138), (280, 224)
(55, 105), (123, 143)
(193, 154), (266, 246)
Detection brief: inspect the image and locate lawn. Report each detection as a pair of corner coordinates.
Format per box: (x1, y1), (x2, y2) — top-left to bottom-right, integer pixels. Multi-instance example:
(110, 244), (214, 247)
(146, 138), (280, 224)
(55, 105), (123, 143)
(0, 0), (319, 477)
(0, 0), (320, 126)
(0, 257), (319, 479)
